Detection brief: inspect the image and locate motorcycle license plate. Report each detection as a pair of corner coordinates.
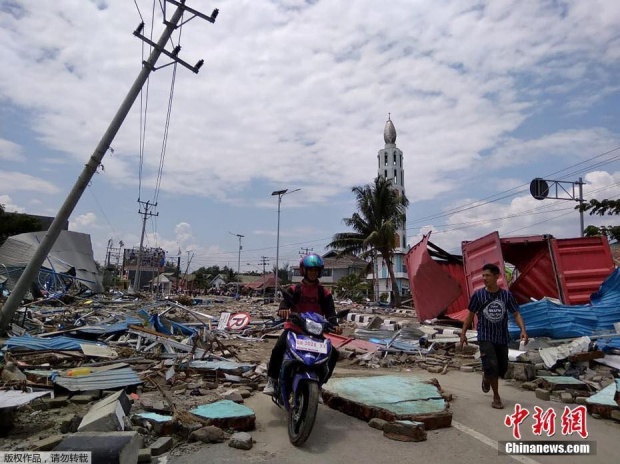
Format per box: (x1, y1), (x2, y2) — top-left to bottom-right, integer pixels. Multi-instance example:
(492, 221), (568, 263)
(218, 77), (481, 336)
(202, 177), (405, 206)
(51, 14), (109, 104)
(296, 338), (328, 354)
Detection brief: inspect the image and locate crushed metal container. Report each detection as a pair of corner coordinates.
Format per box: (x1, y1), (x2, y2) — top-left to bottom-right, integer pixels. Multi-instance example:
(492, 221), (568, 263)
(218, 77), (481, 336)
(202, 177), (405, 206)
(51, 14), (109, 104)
(405, 231), (615, 322)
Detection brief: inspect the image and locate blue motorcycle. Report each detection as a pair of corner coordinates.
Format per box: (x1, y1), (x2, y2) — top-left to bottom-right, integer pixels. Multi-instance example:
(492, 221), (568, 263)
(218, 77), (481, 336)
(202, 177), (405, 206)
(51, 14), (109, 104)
(272, 310), (348, 446)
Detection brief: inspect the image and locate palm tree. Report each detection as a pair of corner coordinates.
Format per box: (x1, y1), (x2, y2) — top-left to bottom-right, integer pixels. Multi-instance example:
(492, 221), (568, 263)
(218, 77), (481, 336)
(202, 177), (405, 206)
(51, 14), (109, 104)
(327, 176), (409, 307)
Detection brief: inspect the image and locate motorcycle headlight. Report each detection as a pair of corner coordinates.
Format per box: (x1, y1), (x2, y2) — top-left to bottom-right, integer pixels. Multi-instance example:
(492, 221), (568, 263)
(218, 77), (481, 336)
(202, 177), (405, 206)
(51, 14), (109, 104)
(305, 319), (323, 336)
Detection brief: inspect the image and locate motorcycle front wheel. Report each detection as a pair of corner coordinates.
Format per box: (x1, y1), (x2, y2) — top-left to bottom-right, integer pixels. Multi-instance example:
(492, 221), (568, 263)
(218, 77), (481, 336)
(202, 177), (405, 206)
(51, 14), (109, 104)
(288, 381), (319, 446)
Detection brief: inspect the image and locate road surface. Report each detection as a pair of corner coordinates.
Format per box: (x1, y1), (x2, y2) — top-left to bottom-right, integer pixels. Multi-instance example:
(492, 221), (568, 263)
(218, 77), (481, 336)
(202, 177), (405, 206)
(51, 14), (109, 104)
(169, 367), (619, 464)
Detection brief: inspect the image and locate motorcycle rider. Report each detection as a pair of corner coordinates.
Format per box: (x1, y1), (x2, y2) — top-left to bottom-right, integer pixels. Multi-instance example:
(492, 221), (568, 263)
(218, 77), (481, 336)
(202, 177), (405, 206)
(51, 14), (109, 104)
(263, 253), (343, 395)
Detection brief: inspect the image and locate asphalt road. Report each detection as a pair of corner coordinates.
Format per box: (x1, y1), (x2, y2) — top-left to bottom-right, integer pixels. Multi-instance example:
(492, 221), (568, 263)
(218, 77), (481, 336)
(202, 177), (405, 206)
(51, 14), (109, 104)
(169, 367), (619, 464)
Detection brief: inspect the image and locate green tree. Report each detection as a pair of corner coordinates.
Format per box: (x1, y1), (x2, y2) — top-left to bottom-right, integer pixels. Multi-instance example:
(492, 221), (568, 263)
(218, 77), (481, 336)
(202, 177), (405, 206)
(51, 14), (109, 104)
(273, 262), (291, 285)
(578, 199), (620, 241)
(328, 176), (409, 307)
(336, 273), (368, 303)
(0, 205), (44, 247)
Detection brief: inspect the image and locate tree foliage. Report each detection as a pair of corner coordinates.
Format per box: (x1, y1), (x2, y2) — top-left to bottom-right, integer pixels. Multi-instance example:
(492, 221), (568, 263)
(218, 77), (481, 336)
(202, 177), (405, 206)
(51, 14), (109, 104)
(327, 176), (409, 307)
(336, 273), (369, 303)
(0, 205), (44, 247)
(578, 199), (620, 241)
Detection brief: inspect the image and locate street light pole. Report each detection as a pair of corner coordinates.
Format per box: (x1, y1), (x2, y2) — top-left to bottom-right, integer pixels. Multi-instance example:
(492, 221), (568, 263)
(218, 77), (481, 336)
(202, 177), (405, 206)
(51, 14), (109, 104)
(229, 232), (244, 297)
(271, 188), (300, 301)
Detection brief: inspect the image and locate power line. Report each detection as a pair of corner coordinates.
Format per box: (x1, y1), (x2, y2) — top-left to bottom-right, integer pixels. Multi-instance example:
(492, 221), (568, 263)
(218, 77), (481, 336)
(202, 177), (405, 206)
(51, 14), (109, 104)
(409, 145), (620, 226)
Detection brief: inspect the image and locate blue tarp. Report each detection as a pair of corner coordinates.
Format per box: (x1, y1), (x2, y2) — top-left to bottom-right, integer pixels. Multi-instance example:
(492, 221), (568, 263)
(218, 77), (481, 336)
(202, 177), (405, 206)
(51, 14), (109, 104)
(3, 335), (102, 351)
(137, 309), (197, 336)
(596, 336), (620, 352)
(509, 268), (620, 340)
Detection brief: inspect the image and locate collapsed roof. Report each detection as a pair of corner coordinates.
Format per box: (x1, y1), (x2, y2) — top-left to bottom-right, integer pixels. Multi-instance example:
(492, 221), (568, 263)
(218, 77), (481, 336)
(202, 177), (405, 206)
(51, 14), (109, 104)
(0, 230), (103, 293)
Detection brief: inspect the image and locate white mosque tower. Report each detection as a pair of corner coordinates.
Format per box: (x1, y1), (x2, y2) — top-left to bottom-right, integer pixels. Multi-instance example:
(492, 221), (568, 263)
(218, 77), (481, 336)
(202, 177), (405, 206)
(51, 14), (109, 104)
(374, 114), (410, 301)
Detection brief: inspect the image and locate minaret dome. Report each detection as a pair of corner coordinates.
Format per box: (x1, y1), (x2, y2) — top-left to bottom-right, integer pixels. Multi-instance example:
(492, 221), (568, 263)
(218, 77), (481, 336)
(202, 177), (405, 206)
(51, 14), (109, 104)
(384, 114), (397, 144)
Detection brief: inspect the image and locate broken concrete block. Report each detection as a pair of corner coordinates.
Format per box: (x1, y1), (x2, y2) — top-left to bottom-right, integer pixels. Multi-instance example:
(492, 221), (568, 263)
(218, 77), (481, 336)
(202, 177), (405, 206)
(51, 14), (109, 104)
(60, 414), (82, 434)
(427, 366), (443, 374)
(237, 389), (252, 399)
(96, 390), (132, 415)
(511, 363), (536, 382)
(150, 436), (173, 456)
(521, 382), (538, 391)
(33, 435), (64, 451)
(224, 392), (244, 403)
(71, 394), (96, 404)
(189, 426), (225, 444)
(575, 397), (589, 405)
(54, 431), (141, 464)
(1, 362), (26, 382)
(45, 396), (69, 409)
(366, 316), (384, 330)
(535, 389), (551, 401)
(368, 418), (388, 430)
(134, 412), (177, 436)
(383, 420), (427, 442)
(460, 366), (474, 372)
(611, 410), (620, 422)
(560, 392), (574, 404)
(178, 421), (202, 440)
(137, 449), (151, 463)
(190, 400), (256, 431)
(228, 432), (253, 450)
(78, 400), (125, 432)
(323, 375), (452, 430)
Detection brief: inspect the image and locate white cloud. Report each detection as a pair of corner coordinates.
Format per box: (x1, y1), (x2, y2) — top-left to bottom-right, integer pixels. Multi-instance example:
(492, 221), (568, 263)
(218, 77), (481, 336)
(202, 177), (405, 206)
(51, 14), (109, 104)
(0, 194), (25, 213)
(409, 168), (620, 254)
(1, 1), (619, 269)
(70, 212), (98, 231)
(0, 138), (24, 161)
(0, 172), (60, 194)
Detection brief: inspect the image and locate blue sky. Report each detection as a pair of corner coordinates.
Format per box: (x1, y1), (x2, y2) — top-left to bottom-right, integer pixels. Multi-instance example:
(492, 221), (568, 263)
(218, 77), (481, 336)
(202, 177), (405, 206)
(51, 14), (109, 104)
(1, 0), (619, 274)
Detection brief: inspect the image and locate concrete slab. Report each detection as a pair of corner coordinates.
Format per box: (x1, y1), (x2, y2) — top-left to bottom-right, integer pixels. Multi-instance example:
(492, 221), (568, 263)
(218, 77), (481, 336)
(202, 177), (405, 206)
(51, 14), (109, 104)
(586, 383), (620, 418)
(537, 376), (588, 391)
(190, 400), (256, 431)
(54, 431), (141, 464)
(96, 390), (132, 415)
(78, 400), (125, 432)
(322, 375), (452, 430)
(383, 420), (426, 442)
(32, 434), (64, 451)
(150, 436), (173, 456)
(134, 412), (176, 436)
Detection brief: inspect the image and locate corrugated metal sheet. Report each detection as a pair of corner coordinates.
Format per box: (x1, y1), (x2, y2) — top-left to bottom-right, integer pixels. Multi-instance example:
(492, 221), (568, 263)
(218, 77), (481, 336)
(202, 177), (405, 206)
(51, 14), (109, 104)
(505, 240), (559, 304)
(438, 262), (469, 316)
(552, 237), (615, 305)
(462, 231), (508, 296)
(0, 390), (51, 408)
(405, 233), (464, 322)
(3, 335), (102, 351)
(0, 230), (103, 292)
(509, 268), (620, 339)
(53, 367), (141, 391)
(74, 317), (143, 335)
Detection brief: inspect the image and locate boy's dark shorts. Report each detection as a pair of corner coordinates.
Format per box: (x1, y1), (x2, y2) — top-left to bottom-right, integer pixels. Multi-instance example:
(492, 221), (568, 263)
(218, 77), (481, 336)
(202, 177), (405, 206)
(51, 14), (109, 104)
(478, 341), (509, 379)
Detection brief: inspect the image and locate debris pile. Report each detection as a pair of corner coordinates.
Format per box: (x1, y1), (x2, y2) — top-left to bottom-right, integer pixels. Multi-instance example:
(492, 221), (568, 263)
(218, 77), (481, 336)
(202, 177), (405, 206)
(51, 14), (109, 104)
(0, 294), (278, 455)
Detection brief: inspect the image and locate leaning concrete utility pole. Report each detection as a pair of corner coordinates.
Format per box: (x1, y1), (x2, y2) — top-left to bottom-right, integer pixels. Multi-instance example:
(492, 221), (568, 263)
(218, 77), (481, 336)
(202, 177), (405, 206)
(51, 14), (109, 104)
(0, 1), (218, 332)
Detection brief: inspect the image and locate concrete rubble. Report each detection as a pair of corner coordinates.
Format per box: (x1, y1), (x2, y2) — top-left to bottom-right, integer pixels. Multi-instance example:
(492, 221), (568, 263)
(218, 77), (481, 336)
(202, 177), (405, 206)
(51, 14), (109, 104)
(1, 291), (619, 460)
